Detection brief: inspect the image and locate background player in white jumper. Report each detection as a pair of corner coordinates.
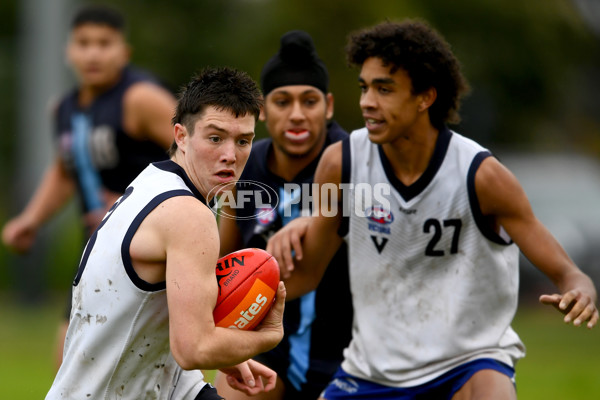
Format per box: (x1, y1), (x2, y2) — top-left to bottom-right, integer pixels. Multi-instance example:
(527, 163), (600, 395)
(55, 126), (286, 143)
(45, 67), (286, 400)
(266, 20), (598, 400)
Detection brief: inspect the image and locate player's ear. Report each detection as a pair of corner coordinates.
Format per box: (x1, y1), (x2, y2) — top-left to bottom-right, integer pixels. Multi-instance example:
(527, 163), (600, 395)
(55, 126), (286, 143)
(259, 105), (266, 122)
(123, 42), (132, 62)
(173, 123), (188, 153)
(418, 87), (437, 112)
(325, 92), (334, 120)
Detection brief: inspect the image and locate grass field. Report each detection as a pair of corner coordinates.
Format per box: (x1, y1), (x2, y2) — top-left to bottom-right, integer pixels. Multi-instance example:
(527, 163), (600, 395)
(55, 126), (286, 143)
(1, 292), (598, 399)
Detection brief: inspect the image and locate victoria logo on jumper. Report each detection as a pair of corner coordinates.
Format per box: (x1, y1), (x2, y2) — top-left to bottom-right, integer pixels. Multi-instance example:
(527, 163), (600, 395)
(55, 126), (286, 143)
(366, 205), (394, 224)
(366, 205), (394, 235)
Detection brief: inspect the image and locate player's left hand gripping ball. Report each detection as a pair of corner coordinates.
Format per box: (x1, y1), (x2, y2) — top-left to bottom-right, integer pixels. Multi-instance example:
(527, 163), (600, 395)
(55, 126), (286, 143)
(213, 248), (280, 330)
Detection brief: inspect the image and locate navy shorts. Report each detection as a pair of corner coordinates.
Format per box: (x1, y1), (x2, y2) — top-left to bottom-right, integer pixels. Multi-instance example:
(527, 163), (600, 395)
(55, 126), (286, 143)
(321, 359), (515, 400)
(195, 383), (224, 400)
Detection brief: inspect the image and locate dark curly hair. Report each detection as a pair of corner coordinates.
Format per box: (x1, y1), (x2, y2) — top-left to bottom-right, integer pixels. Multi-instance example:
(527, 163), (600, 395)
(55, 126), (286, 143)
(169, 66), (263, 156)
(346, 20), (469, 129)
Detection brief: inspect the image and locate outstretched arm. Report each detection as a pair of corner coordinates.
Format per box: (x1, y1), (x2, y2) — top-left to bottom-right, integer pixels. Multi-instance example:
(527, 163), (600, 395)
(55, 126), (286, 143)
(2, 158), (75, 253)
(476, 156), (598, 328)
(266, 142), (344, 300)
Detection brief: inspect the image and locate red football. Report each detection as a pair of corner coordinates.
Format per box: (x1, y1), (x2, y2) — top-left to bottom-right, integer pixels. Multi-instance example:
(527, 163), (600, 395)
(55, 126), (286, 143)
(214, 248), (280, 330)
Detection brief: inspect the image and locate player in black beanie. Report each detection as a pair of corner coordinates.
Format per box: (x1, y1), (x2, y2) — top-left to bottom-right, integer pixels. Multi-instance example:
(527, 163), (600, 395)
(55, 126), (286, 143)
(260, 30), (329, 96)
(214, 31), (353, 400)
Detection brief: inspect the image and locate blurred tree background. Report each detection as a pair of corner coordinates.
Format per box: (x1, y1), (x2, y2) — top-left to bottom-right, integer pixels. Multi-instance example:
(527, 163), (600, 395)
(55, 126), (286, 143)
(1, 0), (600, 299)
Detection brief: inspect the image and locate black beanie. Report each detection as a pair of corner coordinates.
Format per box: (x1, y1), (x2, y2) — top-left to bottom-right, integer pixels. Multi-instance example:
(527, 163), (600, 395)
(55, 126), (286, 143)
(260, 30), (329, 95)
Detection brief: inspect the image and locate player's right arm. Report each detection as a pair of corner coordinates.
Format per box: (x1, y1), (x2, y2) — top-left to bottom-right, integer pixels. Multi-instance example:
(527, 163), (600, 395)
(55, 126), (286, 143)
(266, 142), (344, 300)
(136, 195), (284, 371)
(2, 158), (75, 253)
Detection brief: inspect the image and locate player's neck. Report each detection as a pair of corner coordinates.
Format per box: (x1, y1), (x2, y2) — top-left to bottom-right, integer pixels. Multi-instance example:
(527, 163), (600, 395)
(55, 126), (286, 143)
(382, 124), (439, 186)
(268, 136), (325, 182)
(77, 74), (122, 107)
(268, 149), (312, 182)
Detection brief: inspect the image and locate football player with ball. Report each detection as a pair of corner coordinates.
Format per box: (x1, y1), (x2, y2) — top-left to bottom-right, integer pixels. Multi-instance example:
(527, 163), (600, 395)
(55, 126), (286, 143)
(267, 20), (598, 400)
(45, 67), (286, 400)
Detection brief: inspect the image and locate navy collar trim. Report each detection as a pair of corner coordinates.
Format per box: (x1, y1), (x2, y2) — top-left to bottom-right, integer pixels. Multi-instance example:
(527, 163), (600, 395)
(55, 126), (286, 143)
(152, 160), (207, 204)
(378, 127), (452, 202)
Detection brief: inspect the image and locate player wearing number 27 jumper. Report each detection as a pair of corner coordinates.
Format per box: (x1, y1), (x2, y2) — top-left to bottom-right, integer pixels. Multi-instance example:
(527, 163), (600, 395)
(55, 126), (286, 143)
(267, 20), (598, 400)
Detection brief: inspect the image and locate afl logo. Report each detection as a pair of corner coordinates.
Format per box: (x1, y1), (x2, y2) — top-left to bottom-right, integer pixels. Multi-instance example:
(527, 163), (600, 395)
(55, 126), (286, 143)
(365, 205), (394, 225)
(207, 180), (279, 221)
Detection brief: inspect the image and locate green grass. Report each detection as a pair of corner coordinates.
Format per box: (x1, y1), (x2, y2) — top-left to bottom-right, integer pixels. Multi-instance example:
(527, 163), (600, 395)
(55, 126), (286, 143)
(0, 293), (64, 399)
(512, 304), (600, 399)
(1, 293), (598, 399)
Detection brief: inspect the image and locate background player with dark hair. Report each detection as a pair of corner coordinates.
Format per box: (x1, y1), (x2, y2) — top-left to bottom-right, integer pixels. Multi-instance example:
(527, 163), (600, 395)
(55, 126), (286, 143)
(267, 20), (598, 399)
(214, 30), (353, 400)
(1, 4), (177, 367)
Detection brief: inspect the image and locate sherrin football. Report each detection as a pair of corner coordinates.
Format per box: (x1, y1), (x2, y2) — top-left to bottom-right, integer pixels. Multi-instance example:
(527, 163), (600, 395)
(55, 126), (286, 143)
(214, 248), (280, 330)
